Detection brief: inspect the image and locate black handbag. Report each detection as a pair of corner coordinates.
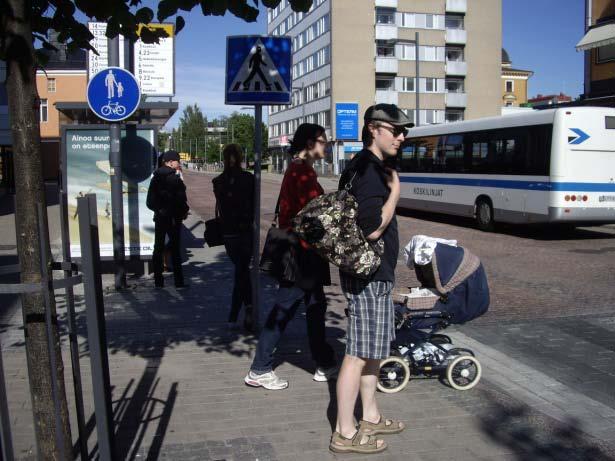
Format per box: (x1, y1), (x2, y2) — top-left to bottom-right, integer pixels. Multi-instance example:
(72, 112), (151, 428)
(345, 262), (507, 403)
(259, 195), (300, 283)
(204, 205), (224, 247)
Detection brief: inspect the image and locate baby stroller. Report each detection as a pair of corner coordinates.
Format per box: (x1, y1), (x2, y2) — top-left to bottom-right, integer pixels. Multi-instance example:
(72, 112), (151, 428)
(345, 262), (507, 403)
(377, 236), (490, 393)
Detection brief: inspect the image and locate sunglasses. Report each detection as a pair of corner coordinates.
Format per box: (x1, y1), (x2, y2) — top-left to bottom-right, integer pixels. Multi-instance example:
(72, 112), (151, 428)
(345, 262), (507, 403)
(375, 123), (408, 138)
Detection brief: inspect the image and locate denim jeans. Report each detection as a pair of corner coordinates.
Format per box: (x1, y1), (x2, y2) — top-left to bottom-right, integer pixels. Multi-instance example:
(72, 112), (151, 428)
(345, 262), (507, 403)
(153, 217), (183, 287)
(250, 283), (336, 374)
(223, 232), (253, 322)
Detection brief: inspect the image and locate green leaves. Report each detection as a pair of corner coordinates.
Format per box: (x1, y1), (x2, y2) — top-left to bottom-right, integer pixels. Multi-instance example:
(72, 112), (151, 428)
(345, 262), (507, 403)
(135, 7), (154, 24)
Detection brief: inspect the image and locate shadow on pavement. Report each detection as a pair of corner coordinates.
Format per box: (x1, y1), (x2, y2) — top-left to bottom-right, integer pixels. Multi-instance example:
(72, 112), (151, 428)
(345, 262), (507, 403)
(477, 388), (615, 461)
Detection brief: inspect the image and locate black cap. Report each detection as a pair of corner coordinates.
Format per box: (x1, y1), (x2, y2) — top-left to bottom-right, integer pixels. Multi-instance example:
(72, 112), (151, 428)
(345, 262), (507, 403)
(162, 150), (180, 162)
(364, 104), (414, 127)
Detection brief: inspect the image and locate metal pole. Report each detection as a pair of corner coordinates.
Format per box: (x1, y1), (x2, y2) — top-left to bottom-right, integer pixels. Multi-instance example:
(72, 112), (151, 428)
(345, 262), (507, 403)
(78, 195), (116, 460)
(108, 35), (126, 289)
(36, 205), (66, 460)
(251, 105), (262, 326)
(415, 31), (420, 127)
(58, 186), (88, 460)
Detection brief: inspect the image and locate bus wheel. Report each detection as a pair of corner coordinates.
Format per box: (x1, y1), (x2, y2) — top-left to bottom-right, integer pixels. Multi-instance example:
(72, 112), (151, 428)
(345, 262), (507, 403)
(475, 199), (494, 232)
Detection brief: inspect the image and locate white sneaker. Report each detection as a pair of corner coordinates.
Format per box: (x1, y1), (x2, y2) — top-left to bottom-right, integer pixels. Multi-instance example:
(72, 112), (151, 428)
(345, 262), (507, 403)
(244, 370), (289, 390)
(313, 366), (339, 382)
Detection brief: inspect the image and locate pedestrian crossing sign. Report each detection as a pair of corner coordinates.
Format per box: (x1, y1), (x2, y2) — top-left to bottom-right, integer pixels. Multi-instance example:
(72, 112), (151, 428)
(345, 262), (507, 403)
(226, 35), (292, 105)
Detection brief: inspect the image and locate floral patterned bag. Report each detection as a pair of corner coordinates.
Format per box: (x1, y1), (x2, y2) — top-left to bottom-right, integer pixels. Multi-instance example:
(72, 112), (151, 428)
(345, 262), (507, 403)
(292, 176), (384, 279)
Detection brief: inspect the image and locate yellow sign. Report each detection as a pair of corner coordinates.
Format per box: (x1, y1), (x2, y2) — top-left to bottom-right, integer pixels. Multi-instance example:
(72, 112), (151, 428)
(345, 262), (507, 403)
(137, 23), (174, 38)
(179, 152), (190, 161)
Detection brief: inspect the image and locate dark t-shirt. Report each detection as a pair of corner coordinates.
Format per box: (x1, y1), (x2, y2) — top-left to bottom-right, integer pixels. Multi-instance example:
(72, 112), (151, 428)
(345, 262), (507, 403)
(212, 169), (255, 235)
(339, 149), (399, 283)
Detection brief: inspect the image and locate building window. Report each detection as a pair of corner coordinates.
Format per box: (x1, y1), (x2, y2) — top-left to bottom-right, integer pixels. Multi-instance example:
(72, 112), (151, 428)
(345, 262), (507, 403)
(376, 77), (395, 90)
(505, 80), (514, 93)
(446, 47), (464, 62)
(445, 15), (464, 30)
(377, 40), (395, 57)
(446, 78), (464, 93)
(597, 44), (615, 63)
(376, 8), (396, 25)
(40, 98), (48, 122)
(400, 77), (415, 92)
(47, 78), (56, 93)
(445, 110), (464, 123)
(505, 102), (514, 107)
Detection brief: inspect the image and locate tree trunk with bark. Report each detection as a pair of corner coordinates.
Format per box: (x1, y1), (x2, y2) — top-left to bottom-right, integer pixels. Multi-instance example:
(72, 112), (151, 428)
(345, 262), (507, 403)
(4, 0), (73, 458)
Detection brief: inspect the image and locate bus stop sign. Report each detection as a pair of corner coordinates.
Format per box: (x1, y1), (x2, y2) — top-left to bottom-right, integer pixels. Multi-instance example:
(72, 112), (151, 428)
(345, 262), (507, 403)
(87, 67), (141, 122)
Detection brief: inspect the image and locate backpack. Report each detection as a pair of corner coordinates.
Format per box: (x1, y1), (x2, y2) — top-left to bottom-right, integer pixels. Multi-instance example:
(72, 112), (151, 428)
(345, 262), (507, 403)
(292, 174), (384, 279)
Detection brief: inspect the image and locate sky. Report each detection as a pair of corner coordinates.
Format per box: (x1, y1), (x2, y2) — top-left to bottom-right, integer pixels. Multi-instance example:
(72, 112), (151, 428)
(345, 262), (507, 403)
(159, 0), (586, 129)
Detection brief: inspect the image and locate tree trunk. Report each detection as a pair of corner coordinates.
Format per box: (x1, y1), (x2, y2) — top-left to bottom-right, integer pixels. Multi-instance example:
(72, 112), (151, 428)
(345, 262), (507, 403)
(4, 0), (73, 458)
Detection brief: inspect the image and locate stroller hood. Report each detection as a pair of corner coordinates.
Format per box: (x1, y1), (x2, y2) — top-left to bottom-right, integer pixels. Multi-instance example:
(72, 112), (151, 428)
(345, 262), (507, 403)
(414, 242), (490, 324)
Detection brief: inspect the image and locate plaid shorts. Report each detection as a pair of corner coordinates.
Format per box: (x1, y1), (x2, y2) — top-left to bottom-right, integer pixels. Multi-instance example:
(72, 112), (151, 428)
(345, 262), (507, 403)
(340, 275), (395, 360)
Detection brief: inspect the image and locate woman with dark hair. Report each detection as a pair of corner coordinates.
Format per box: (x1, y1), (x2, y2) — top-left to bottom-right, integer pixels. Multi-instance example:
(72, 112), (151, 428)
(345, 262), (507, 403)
(213, 144), (255, 331)
(244, 123), (337, 390)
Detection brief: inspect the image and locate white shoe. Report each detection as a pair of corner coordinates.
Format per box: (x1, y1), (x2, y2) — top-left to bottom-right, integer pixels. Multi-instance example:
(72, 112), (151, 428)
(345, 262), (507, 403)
(244, 370), (289, 390)
(313, 366), (339, 382)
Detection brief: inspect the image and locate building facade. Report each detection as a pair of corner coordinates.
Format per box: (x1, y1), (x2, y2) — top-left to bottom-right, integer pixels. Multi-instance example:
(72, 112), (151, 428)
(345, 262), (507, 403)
(501, 48), (533, 108)
(576, 0), (615, 106)
(528, 93), (573, 108)
(36, 43), (88, 180)
(266, 0), (502, 151)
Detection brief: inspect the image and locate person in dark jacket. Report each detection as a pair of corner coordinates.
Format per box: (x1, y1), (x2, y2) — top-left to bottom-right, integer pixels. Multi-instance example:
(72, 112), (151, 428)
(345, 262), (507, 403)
(244, 123), (337, 391)
(212, 144), (255, 331)
(147, 150), (189, 289)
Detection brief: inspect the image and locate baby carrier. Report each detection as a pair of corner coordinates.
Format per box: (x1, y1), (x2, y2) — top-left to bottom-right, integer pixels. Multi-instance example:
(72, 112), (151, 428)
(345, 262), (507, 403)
(377, 236), (489, 393)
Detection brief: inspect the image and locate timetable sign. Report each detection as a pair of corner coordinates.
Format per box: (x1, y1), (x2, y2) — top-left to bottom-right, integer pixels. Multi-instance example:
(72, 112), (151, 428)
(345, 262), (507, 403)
(134, 23), (175, 97)
(87, 22), (125, 79)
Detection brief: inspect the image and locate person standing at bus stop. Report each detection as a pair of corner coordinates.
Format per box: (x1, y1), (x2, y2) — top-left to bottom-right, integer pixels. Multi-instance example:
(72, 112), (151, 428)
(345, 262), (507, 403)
(213, 144), (255, 331)
(331, 104), (411, 454)
(147, 150), (189, 289)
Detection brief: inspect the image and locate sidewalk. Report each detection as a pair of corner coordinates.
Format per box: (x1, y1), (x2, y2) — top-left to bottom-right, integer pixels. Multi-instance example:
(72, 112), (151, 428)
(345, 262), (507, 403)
(1, 195), (615, 459)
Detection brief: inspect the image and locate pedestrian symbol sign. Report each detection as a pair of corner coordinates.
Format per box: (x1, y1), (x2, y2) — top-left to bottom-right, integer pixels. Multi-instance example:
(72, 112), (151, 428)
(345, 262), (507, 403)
(87, 67), (141, 122)
(226, 35), (292, 105)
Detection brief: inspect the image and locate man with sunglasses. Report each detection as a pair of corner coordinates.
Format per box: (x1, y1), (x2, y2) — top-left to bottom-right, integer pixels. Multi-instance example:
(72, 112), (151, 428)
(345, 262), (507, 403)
(330, 104), (413, 454)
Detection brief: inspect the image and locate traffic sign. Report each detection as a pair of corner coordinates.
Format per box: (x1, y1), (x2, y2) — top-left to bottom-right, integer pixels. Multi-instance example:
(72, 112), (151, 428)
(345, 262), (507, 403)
(225, 35), (292, 105)
(87, 67), (141, 122)
(135, 23), (175, 96)
(87, 22), (125, 79)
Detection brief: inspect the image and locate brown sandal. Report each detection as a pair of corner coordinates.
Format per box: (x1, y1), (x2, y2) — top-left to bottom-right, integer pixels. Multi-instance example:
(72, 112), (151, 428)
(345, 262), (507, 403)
(329, 430), (387, 454)
(359, 415), (405, 435)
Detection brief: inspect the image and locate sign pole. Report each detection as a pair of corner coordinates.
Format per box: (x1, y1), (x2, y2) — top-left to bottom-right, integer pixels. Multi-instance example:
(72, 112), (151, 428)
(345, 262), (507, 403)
(251, 104), (262, 327)
(108, 36), (127, 289)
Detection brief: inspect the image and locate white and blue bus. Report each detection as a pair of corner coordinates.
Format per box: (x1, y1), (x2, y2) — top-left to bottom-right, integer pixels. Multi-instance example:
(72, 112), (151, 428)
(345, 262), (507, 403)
(398, 107), (615, 230)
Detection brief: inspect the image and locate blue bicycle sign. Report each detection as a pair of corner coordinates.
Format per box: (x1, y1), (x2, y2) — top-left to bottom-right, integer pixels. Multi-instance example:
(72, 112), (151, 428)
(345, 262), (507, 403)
(87, 67), (140, 122)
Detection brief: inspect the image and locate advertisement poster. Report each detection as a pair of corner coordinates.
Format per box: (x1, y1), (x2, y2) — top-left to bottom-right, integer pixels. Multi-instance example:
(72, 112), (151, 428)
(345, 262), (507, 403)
(64, 128), (156, 258)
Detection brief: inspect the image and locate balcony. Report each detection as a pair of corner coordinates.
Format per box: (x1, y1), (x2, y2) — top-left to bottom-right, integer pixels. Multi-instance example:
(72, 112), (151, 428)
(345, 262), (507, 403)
(375, 90), (398, 105)
(375, 57), (398, 74)
(445, 92), (467, 107)
(446, 60), (467, 76)
(446, 28), (467, 44)
(446, 0), (467, 13)
(375, 24), (398, 40)
(376, 0), (398, 7)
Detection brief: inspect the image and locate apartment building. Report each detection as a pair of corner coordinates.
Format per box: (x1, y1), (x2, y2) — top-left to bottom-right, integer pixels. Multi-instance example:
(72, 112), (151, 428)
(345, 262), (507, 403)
(501, 48), (533, 108)
(266, 0), (501, 150)
(576, 0), (615, 106)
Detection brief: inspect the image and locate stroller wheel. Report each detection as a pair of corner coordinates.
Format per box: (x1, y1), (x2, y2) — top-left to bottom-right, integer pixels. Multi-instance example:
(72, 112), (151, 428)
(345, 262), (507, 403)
(446, 355), (481, 390)
(377, 357), (410, 394)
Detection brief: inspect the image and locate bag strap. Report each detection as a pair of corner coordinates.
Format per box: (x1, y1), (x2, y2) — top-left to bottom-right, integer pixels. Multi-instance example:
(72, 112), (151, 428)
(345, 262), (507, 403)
(344, 171), (358, 192)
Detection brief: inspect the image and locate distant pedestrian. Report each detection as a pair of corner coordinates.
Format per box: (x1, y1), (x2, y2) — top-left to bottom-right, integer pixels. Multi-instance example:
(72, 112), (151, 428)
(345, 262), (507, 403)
(330, 104), (412, 454)
(244, 123), (337, 391)
(212, 144), (255, 331)
(147, 150), (189, 289)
